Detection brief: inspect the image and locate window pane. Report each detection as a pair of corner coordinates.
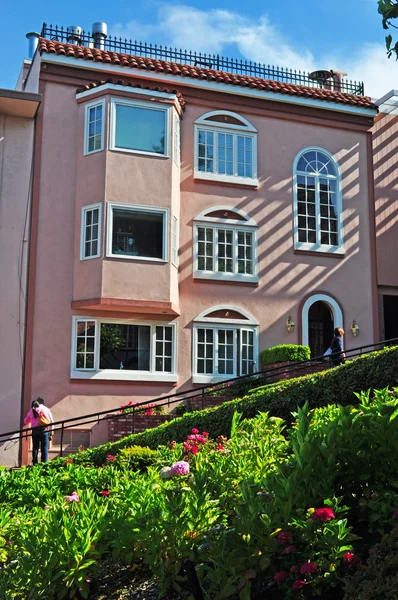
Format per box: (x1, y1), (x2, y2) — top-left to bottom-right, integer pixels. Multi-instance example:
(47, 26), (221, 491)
(112, 208), (164, 259)
(99, 323), (150, 371)
(75, 320), (96, 370)
(115, 104), (166, 154)
(197, 227), (213, 272)
(197, 328), (213, 374)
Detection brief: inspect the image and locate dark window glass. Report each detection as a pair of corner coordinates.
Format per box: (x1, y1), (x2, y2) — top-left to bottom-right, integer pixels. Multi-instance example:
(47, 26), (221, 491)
(112, 208), (164, 259)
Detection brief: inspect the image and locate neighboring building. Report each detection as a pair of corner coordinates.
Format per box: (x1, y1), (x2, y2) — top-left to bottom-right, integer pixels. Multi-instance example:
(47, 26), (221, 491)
(0, 88), (40, 466)
(373, 90), (398, 342)
(7, 24), (379, 462)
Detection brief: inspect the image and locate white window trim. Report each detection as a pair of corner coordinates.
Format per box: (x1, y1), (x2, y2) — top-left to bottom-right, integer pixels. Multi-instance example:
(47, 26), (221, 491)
(80, 203), (102, 260)
(293, 146), (345, 255)
(84, 99), (105, 156)
(71, 316), (178, 382)
(106, 202), (169, 263)
(109, 97), (170, 158)
(192, 322), (258, 384)
(301, 294), (344, 348)
(173, 111), (181, 167)
(193, 211), (258, 282)
(172, 215), (179, 267)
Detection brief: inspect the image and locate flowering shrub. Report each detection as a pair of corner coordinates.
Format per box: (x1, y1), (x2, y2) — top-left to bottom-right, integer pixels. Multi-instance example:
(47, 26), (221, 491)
(170, 460), (190, 476)
(182, 428), (209, 457)
(119, 401), (165, 416)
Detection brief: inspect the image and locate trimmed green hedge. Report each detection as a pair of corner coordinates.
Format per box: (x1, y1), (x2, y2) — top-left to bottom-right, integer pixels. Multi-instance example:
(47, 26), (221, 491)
(260, 343), (311, 365)
(52, 347), (398, 466)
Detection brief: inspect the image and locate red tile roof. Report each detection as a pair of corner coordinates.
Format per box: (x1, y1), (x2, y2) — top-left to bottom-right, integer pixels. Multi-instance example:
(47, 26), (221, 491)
(39, 38), (376, 111)
(76, 78), (186, 111)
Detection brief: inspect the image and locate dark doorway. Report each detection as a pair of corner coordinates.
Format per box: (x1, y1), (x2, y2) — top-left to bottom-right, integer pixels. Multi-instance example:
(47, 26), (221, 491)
(308, 301), (334, 358)
(383, 295), (398, 342)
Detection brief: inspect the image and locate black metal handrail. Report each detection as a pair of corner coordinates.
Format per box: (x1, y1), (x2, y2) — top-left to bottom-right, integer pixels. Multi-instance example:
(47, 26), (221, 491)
(40, 23), (365, 96)
(1, 338), (397, 457)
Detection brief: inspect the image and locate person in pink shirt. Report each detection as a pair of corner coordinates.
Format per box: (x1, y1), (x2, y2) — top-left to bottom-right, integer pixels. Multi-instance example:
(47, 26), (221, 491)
(24, 399), (52, 464)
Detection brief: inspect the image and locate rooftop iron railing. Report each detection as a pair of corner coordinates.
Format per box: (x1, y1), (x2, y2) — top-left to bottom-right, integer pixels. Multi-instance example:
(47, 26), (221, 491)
(1, 337), (397, 459)
(40, 23), (365, 96)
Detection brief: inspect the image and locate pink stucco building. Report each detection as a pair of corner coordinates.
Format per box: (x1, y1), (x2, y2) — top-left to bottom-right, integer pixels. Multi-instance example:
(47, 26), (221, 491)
(1, 24), (381, 463)
(0, 88), (40, 466)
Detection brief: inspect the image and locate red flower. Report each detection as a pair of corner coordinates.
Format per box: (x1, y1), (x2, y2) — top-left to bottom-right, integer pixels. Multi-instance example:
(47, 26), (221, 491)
(106, 455), (115, 461)
(277, 531), (293, 544)
(274, 571), (288, 584)
(284, 545), (296, 554)
(66, 459), (73, 464)
(191, 428), (199, 434)
(170, 441), (176, 449)
(217, 444), (225, 452)
(300, 562), (317, 575)
(343, 552), (360, 568)
(310, 507), (335, 521)
(202, 431), (209, 437)
(191, 445), (199, 455)
(292, 580), (306, 591)
(290, 565), (299, 574)
(100, 490), (110, 496)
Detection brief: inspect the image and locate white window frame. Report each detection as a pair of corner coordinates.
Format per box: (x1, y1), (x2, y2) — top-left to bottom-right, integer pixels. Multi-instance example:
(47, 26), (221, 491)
(194, 110), (258, 186)
(172, 215), (179, 267)
(192, 305), (259, 384)
(71, 316), (178, 382)
(173, 111), (180, 166)
(110, 98), (170, 158)
(106, 202), (168, 263)
(293, 146), (344, 255)
(84, 99), (105, 155)
(80, 203), (102, 260)
(301, 294), (344, 347)
(193, 206), (258, 282)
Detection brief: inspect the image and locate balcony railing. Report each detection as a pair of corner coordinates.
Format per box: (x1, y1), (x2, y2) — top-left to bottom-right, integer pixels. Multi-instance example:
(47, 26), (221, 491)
(40, 23), (365, 96)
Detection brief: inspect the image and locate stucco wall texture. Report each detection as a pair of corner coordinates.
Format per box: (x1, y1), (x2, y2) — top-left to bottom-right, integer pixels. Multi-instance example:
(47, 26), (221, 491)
(0, 114), (34, 466)
(24, 68), (377, 455)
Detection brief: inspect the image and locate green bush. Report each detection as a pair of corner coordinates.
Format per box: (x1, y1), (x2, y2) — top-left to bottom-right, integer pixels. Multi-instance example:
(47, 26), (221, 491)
(113, 445), (158, 472)
(343, 525), (398, 600)
(260, 343), (311, 365)
(43, 347), (398, 467)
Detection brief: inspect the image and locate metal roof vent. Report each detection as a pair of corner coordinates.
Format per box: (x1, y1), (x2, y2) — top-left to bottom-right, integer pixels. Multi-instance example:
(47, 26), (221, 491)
(66, 25), (82, 45)
(92, 22), (107, 50)
(309, 70), (334, 89)
(26, 32), (40, 59)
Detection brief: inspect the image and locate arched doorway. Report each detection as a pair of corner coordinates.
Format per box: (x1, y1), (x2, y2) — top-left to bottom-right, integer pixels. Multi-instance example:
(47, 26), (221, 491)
(308, 301), (334, 358)
(301, 294), (343, 358)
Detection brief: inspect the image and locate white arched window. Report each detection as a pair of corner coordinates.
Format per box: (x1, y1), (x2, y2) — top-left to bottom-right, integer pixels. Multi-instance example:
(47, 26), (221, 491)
(194, 111), (258, 186)
(193, 207), (258, 282)
(293, 148), (343, 253)
(192, 306), (259, 383)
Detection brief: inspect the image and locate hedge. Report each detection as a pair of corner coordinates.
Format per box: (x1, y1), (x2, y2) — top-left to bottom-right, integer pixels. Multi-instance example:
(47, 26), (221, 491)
(260, 343), (311, 365)
(51, 346), (398, 466)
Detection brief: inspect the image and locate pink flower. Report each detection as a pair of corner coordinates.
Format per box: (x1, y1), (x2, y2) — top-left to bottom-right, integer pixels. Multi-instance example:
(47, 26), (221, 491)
(292, 580), (306, 591)
(106, 455), (115, 461)
(343, 553), (360, 568)
(191, 445), (199, 455)
(217, 444), (225, 452)
(392, 510), (398, 519)
(170, 460), (190, 476)
(170, 441), (176, 449)
(300, 562), (317, 575)
(191, 428), (199, 434)
(277, 531), (293, 544)
(100, 490), (110, 497)
(65, 492), (80, 502)
(196, 435), (207, 443)
(274, 571), (288, 584)
(290, 565), (299, 574)
(202, 432), (209, 437)
(310, 507), (335, 521)
(284, 545), (296, 554)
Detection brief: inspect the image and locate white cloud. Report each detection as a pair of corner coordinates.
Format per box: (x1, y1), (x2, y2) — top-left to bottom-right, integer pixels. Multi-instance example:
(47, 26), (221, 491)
(112, 4), (397, 100)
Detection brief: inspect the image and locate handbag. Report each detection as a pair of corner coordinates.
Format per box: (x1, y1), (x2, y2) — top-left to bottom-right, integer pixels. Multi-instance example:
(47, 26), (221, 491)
(323, 347), (332, 358)
(38, 411), (51, 426)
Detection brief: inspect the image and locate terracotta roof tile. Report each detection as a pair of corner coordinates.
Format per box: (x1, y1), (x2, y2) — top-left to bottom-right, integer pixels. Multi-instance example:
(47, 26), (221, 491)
(76, 78), (186, 111)
(39, 38), (377, 110)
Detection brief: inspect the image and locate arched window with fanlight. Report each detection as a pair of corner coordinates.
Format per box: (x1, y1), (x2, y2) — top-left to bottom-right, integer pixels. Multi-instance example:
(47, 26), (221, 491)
(194, 110), (258, 186)
(293, 147), (343, 253)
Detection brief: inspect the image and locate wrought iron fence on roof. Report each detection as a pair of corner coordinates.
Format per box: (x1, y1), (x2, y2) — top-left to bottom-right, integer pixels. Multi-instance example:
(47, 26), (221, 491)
(40, 23), (365, 96)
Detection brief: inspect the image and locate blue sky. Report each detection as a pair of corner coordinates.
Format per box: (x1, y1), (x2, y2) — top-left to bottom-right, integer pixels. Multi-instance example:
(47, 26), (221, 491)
(0, 0), (395, 98)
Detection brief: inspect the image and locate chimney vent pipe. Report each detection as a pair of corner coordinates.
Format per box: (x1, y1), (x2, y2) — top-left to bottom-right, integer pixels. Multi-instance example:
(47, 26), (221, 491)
(26, 32), (40, 59)
(66, 25), (82, 45)
(92, 22), (107, 50)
